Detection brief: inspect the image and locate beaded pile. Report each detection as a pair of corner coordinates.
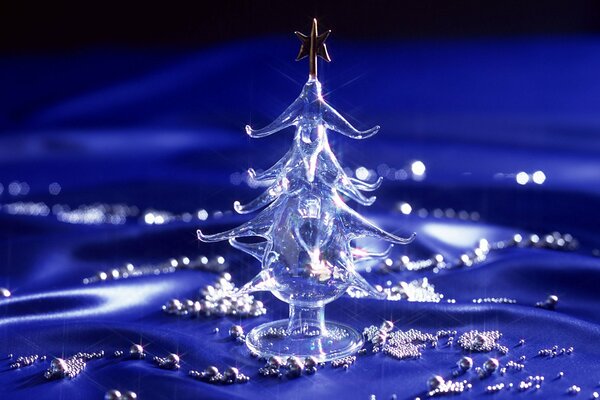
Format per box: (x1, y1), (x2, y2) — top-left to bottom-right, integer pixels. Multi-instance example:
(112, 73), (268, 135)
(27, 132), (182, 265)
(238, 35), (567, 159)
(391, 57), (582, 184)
(162, 273), (267, 318)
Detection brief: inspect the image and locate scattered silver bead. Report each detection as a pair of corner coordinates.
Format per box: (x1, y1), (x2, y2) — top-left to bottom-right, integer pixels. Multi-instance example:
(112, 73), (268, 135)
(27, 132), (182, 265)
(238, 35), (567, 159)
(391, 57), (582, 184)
(0, 288), (11, 298)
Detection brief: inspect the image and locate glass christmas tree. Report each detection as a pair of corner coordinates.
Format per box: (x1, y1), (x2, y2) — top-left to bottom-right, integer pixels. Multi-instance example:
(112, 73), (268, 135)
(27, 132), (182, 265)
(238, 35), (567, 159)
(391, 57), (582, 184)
(198, 19), (415, 361)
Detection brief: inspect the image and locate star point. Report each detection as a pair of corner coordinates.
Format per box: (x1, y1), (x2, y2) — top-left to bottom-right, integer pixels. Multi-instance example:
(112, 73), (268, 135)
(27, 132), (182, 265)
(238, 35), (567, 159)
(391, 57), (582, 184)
(295, 18), (331, 78)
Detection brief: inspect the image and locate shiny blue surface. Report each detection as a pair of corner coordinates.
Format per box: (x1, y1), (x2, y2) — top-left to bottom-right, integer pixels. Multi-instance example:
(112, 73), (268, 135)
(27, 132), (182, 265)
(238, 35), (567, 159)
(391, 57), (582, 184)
(1, 37), (600, 399)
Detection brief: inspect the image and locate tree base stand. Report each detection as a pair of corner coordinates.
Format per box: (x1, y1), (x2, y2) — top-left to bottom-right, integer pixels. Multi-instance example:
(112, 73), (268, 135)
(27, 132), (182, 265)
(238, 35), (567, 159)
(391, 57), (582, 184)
(246, 319), (363, 362)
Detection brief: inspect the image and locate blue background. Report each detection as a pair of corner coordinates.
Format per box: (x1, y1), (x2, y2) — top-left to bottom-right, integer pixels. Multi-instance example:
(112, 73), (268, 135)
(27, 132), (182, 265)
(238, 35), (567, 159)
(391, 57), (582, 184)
(1, 36), (600, 399)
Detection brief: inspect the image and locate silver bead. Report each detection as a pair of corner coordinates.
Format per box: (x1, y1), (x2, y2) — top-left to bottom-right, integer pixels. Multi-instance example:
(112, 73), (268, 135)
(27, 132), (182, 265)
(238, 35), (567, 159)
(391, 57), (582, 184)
(483, 358), (499, 373)
(129, 344), (144, 359)
(224, 367), (239, 381)
(427, 375), (444, 390)
(286, 356), (303, 378)
(304, 356), (318, 369)
(122, 391), (138, 400)
(380, 320), (394, 332)
(104, 389), (122, 400)
(165, 299), (182, 313)
(0, 288), (11, 298)
(546, 294), (559, 307)
(50, 358), (69, 376)
(267, 356), (283, 368)
(204, 365), (219, 377)
(457, 356), (473, 370)
(229, 325), (244, 339)
(166, 353), (180, 365)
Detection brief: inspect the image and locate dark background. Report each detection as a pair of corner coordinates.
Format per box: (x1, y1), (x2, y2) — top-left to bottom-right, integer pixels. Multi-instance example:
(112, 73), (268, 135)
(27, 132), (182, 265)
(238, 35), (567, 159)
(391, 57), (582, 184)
(2, 0), (600, 53)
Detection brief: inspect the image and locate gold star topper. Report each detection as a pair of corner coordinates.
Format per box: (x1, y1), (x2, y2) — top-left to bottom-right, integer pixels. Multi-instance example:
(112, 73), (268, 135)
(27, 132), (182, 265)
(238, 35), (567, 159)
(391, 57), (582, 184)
(295, 18), (331, 79)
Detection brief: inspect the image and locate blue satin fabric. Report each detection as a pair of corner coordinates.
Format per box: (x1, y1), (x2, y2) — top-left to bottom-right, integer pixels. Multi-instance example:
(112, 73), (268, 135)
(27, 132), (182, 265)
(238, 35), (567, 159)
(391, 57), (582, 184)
(1, 37), (600, 400)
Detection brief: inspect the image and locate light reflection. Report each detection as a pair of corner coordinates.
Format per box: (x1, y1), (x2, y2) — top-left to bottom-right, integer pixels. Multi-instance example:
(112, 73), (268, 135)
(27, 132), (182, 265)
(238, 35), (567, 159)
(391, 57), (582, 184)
(8, 181), (21, 196)
(411, 160), (426, 176)
(516, 170), (546, 185)
(355, 166), (370, 181)
(422, 222), (490, 248)
(48, 182), (62, 195)
(0, 282), (172, 326)
(532, 170), (546, 184)
(398, 202), (412, 215)
(197, 209), (208, 220)
(516, 172), (529, 185)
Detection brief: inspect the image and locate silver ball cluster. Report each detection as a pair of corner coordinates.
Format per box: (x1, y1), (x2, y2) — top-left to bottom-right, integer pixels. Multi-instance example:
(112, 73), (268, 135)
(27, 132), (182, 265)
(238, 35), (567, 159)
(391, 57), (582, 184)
(44, 351), (104, 380)
(505, 360), (525, 372)
(381, 231), (577, 274)
(10, 354), (39, 369)
(426, 377), (472, 397)
(567, 385), (581, 395)
(153, 353), (180, 370)
(471, 297), (517, 304)
(258, 356), (323, 378)
(104, 390), (137, 400)
(330, 356), (356, 369)
(514, 375), (545, 392)
(485, 382), (505, 393)
(538, 345), (573, 357)
(457, 330), (503, 353)
(189, 365), (249, 384)
(361, 278), (442, 303)
(162, 273), (266, 318)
